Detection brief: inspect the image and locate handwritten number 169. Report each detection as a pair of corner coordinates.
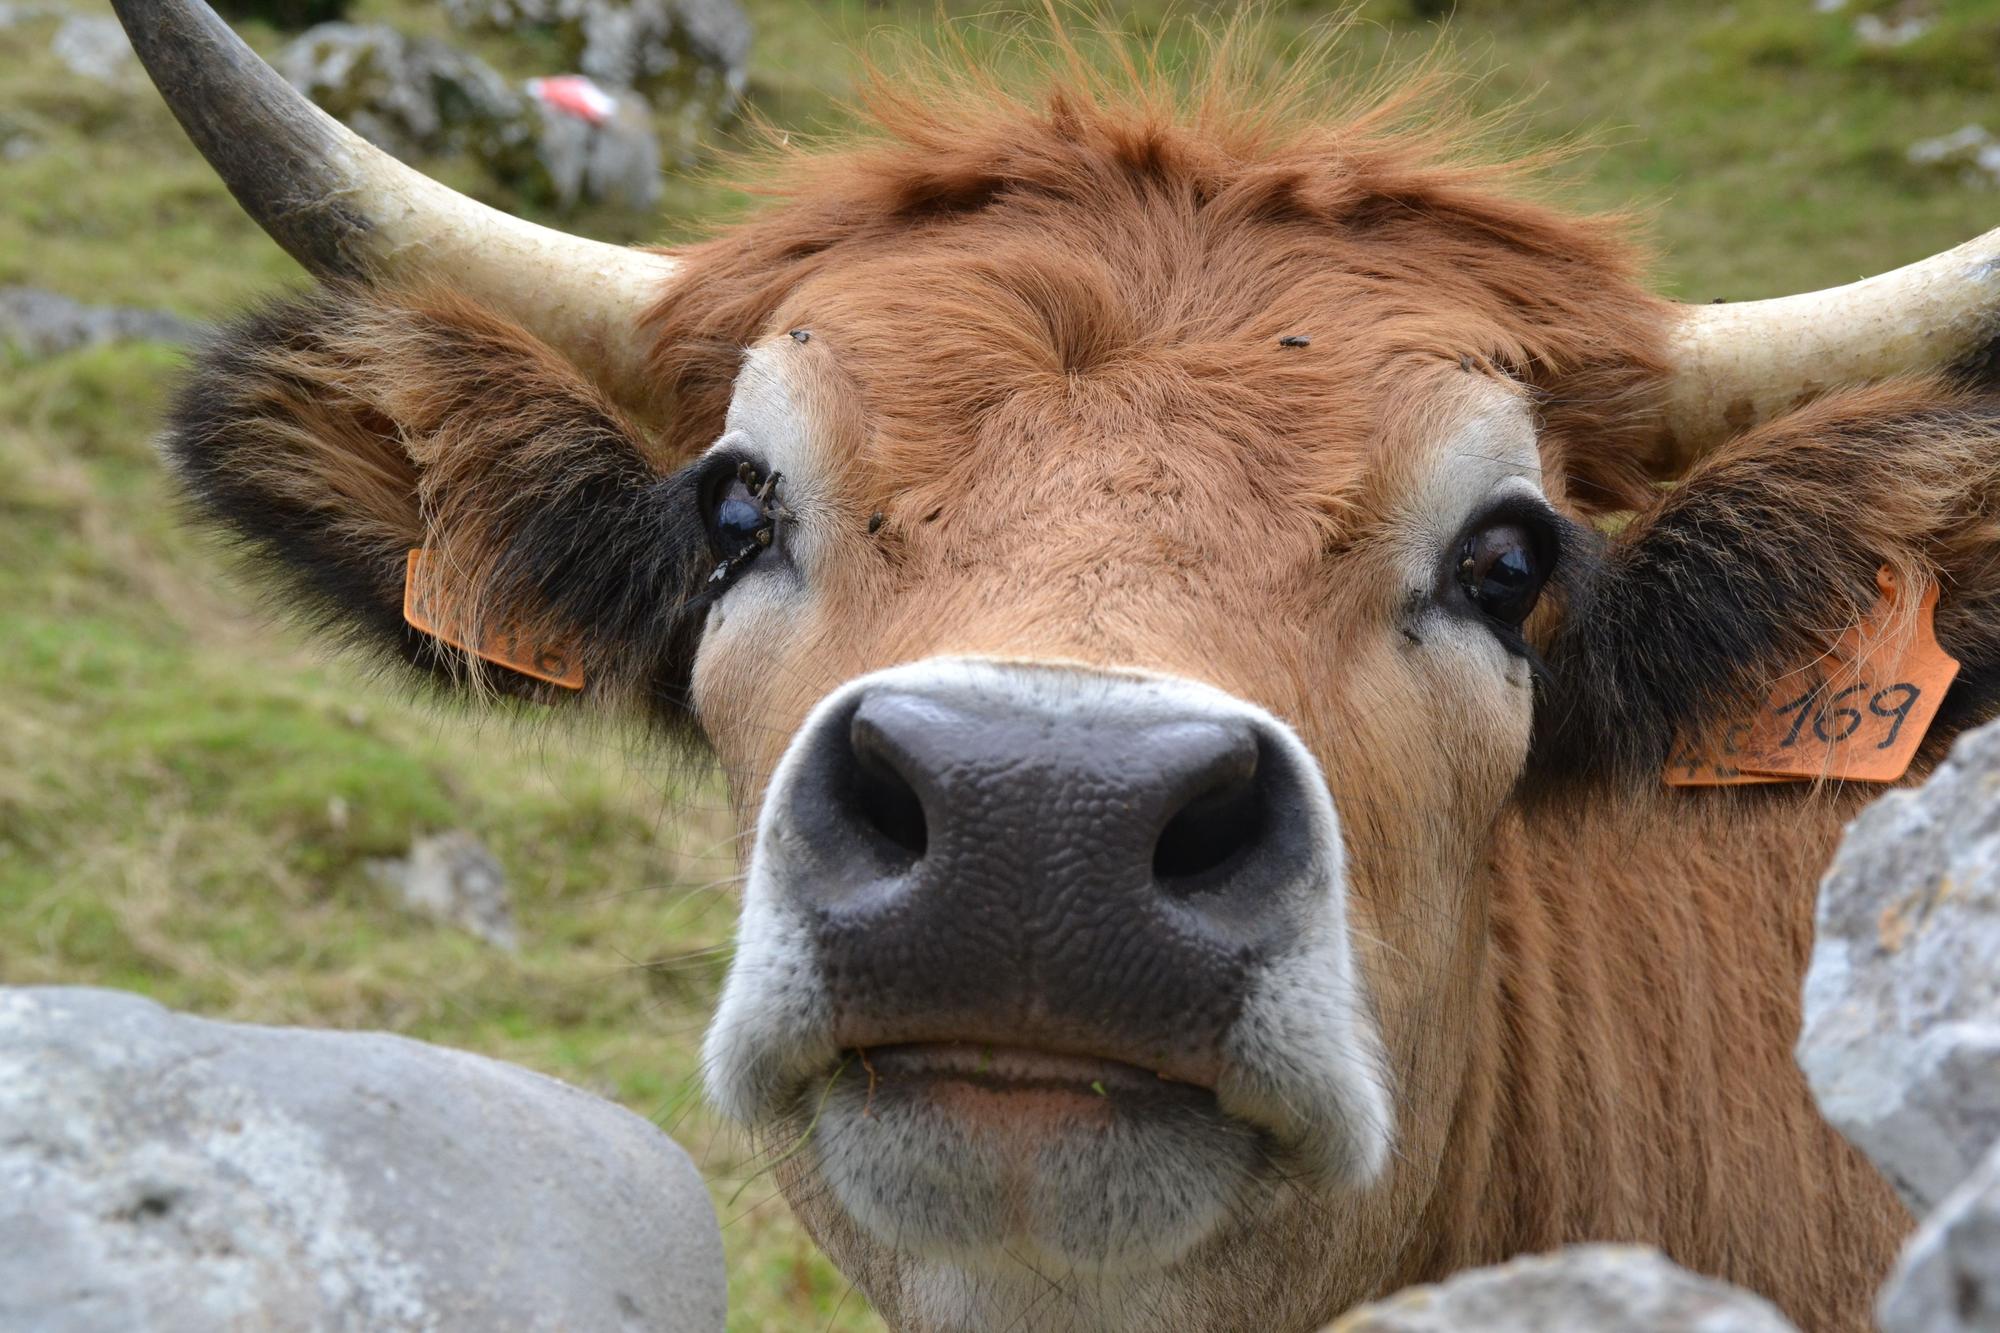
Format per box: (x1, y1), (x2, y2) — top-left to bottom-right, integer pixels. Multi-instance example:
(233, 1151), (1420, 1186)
(1774, 682), (1921, 751)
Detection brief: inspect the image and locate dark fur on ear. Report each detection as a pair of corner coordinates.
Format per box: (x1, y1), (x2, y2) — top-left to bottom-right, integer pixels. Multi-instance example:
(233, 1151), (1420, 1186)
(1530, 378), (2000, 790)
(167, 284), (717, 730)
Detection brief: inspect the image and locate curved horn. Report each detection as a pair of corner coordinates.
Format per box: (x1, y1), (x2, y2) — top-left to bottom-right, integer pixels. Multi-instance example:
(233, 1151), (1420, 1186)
(111, 0), (678, 418)
(1661, 226), (2000, 471)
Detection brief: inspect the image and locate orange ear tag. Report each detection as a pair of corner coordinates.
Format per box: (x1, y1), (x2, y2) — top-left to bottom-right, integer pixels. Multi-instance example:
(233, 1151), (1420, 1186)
(402, 549), (584, 691)
(1665, 567), (1958, 788)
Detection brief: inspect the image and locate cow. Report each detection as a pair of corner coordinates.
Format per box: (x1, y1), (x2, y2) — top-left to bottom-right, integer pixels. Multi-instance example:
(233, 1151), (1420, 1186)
(113, 2), (2000, 1329)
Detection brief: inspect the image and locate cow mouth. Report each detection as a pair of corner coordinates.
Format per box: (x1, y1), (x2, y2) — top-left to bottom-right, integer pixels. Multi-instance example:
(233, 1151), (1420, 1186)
(792, 1036), (1264, 1273)
(848, 1041), (1222, 1118)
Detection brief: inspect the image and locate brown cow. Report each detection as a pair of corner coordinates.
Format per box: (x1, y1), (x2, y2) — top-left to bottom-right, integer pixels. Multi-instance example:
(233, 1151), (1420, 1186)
(117, 3), (2000, 1329)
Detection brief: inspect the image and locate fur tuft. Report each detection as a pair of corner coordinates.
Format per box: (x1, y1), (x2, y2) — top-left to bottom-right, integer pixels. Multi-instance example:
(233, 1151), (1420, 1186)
(1532, 377), (2000, 788)
(167, 284), (716, 731)
(643, 11), (1674, 511)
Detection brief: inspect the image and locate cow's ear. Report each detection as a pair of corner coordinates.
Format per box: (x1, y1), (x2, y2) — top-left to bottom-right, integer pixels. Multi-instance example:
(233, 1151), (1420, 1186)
(168, 284), (715, 723)
(1530, 378), (2000, 788)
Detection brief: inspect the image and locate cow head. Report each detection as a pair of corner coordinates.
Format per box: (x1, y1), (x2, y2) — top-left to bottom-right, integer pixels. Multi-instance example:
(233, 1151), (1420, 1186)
(121, 3), (2000, 1328)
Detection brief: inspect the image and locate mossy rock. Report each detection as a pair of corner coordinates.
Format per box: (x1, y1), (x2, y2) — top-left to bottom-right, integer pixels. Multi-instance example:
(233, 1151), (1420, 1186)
(214, 0), (352, 29)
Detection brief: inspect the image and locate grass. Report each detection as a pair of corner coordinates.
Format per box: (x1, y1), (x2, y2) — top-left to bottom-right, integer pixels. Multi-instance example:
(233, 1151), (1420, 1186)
(3, 0), (1997, 1327)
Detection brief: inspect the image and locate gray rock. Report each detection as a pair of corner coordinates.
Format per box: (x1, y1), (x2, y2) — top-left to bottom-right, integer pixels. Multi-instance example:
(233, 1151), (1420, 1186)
(1322, 1246), (1798, 1332)
(215, 0), (353, 28)
(0, 2), (59, 31)
(445, 0), (748, 165)
(531, 80), (661, 211)
(369, 830), (519, 950)
(1879, 1137), (2000, 1332)
(1855, 13), (1934, 48)
(0, 287), (205, 358)
(280, 21), (454, 153)
(279, 24), (658, 209)
(1908, 125), (2000, 191)
(1799, 717), (2000, 1214)
(575, 0), (750, 95)
(442, 0), (564, 25)
(0, 986), (724, 1332)
(279, 23), (534, 169)
(51, 14), (134, 86)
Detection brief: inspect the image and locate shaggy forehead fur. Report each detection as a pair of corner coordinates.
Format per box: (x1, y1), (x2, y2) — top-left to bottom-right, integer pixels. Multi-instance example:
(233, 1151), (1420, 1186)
(643, 32), (1675, 512)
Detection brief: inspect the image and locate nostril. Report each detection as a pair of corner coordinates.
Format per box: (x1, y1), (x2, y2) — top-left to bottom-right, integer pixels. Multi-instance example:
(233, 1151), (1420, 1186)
(848, 713), (929, 863)
(1153, 741), (1266, 890)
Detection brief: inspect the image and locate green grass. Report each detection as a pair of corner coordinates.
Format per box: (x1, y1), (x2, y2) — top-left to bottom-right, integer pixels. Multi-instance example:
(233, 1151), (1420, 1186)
(3, 0), (1997, 1327)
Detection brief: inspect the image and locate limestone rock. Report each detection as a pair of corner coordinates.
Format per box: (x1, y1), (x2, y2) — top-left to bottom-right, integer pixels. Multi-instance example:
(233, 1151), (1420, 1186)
(279, 21), (466, 153)
(0, 287), (205, 358)
(369, 829), (519, 950)
(1879, 1137), (2000, 1332)
(279, 23), (662, 208)
(0, 3), (60, 28)
(530, 78), (661, 210)
(1908, 125), (2000, 190)
(215, 0), (353, 28)
(0, 985), (724, 1332)
(51, 14), (134, 86)
(444, 0), (749, 165)
(1323, 1246), (1798, 1332)
(1855, 12), (1934, 48)
(278, 22), (536, 175)
(1799, 717), (2000, 1214)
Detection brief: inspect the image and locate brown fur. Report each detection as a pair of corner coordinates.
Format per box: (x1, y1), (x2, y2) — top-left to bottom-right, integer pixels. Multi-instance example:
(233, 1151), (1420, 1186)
(158, 23), (2000, 1331)
(1423, 793), (1913, 1328)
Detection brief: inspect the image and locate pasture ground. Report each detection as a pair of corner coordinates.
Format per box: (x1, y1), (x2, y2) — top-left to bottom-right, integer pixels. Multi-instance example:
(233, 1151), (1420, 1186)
(4, 0), (1998, 1326)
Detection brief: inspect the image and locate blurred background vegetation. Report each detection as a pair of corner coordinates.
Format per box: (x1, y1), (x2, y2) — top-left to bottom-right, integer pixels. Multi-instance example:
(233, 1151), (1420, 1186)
(3, 0), (1997, 1326)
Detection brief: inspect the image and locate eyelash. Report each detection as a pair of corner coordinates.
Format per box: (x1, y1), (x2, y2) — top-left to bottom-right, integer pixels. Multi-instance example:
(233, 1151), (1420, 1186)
(1438, 496), (1575, 672)
(1442, 498), (1563, 592)
(699, 451), (788, 591)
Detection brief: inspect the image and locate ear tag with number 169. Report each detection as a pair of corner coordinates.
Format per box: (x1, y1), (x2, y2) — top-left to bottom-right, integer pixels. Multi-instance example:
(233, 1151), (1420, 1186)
(1666, 566), (1958, 787)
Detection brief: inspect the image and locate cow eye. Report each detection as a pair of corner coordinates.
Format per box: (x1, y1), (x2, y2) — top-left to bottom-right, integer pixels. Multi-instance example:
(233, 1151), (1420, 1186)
(1456, 521), (1550, 628)
(701, 455), (783, 584)
(712, 476), (768, 550)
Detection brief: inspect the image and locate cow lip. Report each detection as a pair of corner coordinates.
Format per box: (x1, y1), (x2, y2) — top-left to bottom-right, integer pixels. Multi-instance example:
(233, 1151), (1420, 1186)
(842, 1040), (1220, 1095)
